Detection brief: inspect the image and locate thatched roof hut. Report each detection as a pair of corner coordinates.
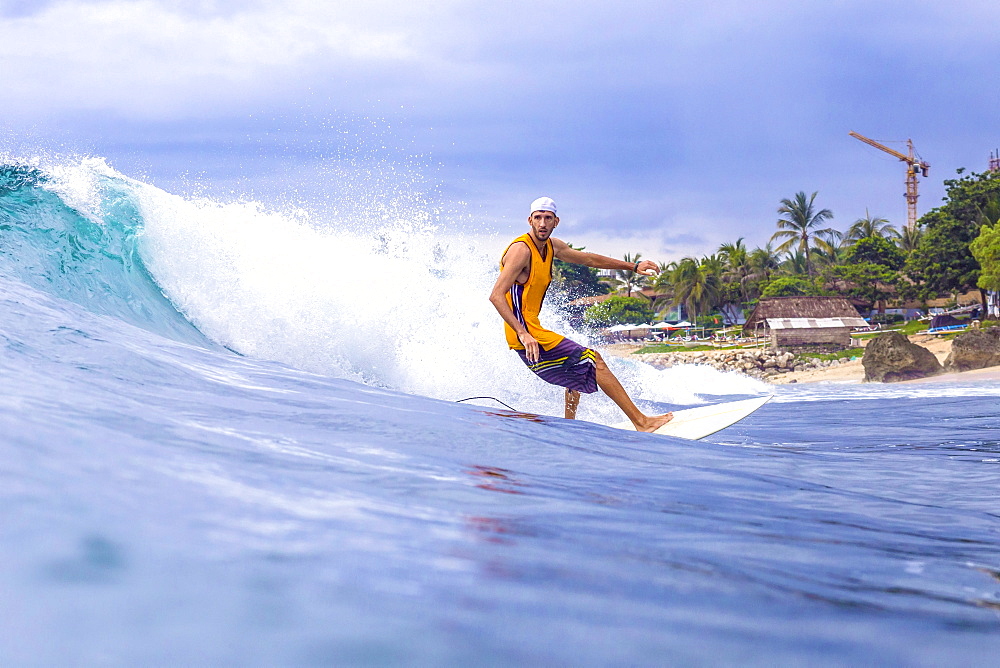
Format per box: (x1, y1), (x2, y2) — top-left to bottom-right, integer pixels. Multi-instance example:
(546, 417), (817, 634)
(744, 297), (861, 330)
(744, 297), (868, 351)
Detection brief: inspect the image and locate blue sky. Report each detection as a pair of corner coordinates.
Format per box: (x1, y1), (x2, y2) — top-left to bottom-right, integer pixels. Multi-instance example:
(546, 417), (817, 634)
(2, 0), (998, 260)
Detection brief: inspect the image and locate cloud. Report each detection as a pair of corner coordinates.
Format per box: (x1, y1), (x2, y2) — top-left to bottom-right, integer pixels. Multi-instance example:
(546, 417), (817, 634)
(3, 0), (999, 257)
(0, 0), (420, 118)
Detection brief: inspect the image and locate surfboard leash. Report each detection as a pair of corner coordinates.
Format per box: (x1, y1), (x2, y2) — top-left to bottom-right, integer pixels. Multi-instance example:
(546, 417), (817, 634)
(455, 396), (519, 411)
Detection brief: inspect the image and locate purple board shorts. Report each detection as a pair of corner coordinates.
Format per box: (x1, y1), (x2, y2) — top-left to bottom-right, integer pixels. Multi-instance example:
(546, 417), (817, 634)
(516, 338), (599, 394)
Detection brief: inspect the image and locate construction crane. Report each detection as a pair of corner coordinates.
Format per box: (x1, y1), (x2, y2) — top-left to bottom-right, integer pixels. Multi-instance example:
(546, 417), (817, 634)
(849, 131), (930, 229)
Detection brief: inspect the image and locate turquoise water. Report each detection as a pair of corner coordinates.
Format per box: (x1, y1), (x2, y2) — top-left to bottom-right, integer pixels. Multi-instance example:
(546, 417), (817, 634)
(2, 158), (999, 665)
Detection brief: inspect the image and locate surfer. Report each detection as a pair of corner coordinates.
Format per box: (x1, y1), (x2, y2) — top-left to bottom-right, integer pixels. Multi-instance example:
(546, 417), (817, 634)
(489, 197), (673, 433)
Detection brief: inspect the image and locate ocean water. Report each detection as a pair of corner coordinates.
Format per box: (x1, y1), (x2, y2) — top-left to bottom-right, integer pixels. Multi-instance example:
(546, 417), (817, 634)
(2, 157), (999, 666)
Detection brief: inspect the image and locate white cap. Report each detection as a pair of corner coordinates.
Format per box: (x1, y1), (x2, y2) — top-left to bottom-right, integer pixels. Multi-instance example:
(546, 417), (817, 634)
(529, 196), (557, 215)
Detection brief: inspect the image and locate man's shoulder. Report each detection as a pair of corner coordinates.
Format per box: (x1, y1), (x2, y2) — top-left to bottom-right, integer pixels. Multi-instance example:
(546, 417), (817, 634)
(501, 237), (532, 263)
(505, 236), (532, 251)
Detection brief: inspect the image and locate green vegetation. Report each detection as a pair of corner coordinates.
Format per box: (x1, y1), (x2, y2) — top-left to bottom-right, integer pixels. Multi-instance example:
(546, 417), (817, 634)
(904, 170), (1000, 305)
(897, 319), (930, 336)
(971, 220), (1000, 293)
(582, 296), (654, 327)
(831, 235), (905, 308)
(552, 174), (1000, 330)
(759, 276), (821, 298)
(553, 244), (610, 300)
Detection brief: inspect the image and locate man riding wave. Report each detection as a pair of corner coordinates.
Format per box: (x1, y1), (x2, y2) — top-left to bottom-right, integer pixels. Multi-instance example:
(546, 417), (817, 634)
(489, 197), (673, 432)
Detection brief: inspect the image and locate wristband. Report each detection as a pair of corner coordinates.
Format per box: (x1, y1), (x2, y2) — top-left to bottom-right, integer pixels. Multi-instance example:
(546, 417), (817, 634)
(633, 261), (639, 273)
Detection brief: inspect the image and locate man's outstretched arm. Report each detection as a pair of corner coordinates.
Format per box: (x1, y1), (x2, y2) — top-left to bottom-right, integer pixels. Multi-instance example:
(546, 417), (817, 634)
(488, 242), (541, 362)
(551, 238), (659, 276)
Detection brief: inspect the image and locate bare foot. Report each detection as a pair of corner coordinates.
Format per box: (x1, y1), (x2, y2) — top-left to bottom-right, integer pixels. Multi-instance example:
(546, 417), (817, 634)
(636, 412), (673, 433)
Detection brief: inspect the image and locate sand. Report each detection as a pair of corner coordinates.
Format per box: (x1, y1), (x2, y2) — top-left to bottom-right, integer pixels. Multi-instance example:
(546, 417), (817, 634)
(601, 335), (1000, 385)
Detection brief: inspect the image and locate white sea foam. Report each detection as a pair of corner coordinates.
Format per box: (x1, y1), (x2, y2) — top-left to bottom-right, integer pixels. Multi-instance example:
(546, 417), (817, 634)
(772, 380), (1000, 403)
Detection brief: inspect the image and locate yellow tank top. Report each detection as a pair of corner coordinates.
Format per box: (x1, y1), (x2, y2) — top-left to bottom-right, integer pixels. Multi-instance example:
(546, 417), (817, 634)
(501, 234), (565, 351)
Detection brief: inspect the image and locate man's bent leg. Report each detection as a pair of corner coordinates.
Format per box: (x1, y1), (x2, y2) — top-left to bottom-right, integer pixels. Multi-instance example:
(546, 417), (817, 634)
(593, 351), (672, 433)
(564, 388), (580, 419)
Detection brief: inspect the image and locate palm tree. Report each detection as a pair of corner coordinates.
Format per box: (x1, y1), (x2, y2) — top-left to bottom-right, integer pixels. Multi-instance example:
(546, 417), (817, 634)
(748, 243), (780, 278)
(718, 238), (752, 305)
(770, 191), (834, 278)
(898, 225), (923, 252)
(700, 253), (725, 276)
(601, 252), (648, 297)
(780, 249), (810, 276)
(651, 260), (678, 315)
(812, 228), (850, 268)
(744, 243), (781, 300)
(718, 238), (749, 265)
(847, 210), (899, 242)
(670, 256), (721, 324)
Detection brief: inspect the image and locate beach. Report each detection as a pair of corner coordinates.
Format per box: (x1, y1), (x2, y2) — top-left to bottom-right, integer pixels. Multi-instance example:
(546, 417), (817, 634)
(603, 334), (1000, 384)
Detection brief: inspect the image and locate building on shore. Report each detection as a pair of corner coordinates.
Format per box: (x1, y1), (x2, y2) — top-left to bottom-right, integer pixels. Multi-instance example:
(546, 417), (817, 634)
(743, 296), (869, 352)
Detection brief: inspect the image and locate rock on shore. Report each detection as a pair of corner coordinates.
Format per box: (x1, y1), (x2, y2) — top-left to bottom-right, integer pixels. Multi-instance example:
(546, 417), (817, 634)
(943, 327), (1000, 371)
(862, 331), (943, 382)
(631, 348), (851, 381)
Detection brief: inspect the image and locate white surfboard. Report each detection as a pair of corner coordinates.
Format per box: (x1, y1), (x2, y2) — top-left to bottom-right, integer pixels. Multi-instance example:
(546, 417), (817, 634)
(613, 396), (772, 440)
